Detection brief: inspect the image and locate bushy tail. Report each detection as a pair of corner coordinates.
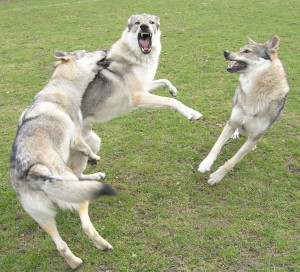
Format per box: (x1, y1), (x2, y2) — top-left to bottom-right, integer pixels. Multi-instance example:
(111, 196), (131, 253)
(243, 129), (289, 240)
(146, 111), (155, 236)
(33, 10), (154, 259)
(27, 164), (117, 203)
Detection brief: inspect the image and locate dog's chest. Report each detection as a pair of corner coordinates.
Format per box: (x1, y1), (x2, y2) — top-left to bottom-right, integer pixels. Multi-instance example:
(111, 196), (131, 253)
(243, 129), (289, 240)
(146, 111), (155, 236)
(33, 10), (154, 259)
(133, 65), (156, 89)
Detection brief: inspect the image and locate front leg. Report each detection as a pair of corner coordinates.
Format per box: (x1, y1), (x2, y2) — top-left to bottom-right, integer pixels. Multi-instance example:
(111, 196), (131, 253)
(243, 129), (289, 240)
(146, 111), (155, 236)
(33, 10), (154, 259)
(132, 92), (202, 120)
(208, 136), (262, 185)
(146, 79), (178, 97)
(72, 135), (100, 164)
(198, 122), (236, 173)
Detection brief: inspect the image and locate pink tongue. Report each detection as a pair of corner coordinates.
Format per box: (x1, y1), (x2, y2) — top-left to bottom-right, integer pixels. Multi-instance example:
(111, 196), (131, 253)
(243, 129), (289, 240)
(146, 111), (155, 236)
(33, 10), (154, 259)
(139, 37), (150, 50)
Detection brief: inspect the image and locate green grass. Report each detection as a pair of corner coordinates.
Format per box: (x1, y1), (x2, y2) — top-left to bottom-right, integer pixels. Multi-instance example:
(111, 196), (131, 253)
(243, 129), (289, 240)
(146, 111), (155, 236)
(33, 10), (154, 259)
(1, 0), (299, 271)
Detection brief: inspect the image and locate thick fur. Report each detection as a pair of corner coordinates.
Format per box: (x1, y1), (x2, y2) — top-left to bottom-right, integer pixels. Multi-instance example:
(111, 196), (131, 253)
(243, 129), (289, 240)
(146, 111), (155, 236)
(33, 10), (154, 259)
(68, 13), (202, 179)
(10, 50), (117, 269)
(198, 36), (289, 185)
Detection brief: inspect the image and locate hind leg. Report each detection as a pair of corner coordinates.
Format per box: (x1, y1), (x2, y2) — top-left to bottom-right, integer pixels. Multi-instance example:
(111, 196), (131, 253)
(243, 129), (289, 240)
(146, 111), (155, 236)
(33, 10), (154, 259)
(22, 193), (82, 269)
(77, 202), (112, 251)
(39, 220), (82, 269)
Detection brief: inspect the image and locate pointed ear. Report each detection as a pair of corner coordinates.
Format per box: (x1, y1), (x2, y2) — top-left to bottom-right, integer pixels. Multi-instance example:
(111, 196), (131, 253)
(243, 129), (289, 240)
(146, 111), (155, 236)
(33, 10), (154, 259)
(266, 36), (280, 52)
(53, 50), (70, 60)
(52, 61), (62, 68)
(155, 16), (160, 28)
(247, 36), (257, 44)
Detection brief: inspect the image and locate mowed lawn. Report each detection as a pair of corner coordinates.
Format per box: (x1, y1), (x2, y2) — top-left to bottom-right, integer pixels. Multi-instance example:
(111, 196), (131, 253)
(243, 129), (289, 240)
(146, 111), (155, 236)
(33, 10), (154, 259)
(0, 0), (299, 271)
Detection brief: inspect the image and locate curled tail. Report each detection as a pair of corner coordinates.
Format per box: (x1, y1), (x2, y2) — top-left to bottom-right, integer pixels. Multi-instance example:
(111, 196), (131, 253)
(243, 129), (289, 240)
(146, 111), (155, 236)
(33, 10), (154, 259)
(27, 164), (117, 203)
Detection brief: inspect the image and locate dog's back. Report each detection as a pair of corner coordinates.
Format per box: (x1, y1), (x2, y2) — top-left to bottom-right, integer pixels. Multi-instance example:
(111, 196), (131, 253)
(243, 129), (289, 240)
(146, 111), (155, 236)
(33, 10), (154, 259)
(10, 50), (115, 208)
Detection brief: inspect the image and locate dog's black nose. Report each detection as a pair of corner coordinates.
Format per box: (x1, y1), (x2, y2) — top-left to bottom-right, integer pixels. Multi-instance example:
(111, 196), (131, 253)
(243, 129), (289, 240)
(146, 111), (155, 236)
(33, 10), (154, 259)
(140, 24), (149, 31)
(224, 51), (230, 58)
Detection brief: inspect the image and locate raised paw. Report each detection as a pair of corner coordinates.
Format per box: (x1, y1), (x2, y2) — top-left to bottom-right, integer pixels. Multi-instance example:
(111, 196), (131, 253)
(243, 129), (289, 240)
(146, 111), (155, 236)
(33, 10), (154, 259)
(189, 109), (203, 120)
(80, 172), (106, 180)
(169, 85), (178, 97)
(88, 158), (99, 165)
(231, 129), (240, 139)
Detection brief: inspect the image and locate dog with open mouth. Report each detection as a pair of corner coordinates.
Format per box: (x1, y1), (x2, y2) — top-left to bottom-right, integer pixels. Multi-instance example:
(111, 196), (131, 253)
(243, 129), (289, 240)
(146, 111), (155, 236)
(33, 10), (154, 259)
(68, 13), (203, 182)
(198, 36), (289, 185)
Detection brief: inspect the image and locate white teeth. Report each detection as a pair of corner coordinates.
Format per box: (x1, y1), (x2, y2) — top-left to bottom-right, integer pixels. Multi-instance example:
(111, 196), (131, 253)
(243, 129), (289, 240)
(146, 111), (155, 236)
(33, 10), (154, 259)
(140, 33), (152, 37)
(227, 60), (234, 68)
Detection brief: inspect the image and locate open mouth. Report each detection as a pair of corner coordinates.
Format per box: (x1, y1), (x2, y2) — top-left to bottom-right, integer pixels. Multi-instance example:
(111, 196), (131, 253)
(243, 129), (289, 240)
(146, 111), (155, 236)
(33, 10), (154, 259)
(138, 32), (152, 54)
(226, 60), (247, 73)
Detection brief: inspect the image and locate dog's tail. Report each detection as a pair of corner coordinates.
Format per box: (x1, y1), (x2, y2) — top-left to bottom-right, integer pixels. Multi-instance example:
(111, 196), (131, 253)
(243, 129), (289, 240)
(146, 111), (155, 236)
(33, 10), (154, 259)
(27, 164), (117, 203)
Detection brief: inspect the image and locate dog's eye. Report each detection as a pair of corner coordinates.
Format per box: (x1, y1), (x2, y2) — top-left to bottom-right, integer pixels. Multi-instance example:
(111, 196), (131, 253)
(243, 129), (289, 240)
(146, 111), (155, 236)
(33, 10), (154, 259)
(149, 21), (155, 24)
(135, 21), (140, 25)
(244, 49), (251, 53)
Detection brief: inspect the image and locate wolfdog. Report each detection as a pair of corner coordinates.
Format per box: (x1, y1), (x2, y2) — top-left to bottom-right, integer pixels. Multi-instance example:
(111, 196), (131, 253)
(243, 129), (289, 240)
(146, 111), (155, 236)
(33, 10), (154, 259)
(68, 13), (203, 180)
(10, 50), (117, 269)
(198, 36), (289, 185)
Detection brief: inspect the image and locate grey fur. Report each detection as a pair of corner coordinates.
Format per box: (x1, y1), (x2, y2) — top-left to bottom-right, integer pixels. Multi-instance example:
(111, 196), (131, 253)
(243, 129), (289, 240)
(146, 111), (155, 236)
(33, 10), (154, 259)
(10, 50), (117, 269)
(70, 14), (202, 180)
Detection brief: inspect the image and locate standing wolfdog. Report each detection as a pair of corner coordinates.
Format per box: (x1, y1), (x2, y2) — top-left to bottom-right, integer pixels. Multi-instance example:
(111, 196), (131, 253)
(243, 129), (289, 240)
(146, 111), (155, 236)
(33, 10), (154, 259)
(198, 36), (289, 185)
(69, 13), (203, 180)
(10, 50), (117, 269)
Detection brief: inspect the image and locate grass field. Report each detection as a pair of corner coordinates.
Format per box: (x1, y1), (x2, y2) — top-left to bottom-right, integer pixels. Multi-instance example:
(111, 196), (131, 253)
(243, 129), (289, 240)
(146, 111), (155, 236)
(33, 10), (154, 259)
(0, 0), (299, 271)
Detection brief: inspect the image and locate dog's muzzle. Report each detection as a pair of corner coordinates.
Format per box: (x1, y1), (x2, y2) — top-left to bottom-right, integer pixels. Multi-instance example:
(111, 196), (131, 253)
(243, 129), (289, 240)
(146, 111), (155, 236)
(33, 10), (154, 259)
(224, 51), (247, 73)
(138, 24), (152, 54)
(97, 58), (111, 69)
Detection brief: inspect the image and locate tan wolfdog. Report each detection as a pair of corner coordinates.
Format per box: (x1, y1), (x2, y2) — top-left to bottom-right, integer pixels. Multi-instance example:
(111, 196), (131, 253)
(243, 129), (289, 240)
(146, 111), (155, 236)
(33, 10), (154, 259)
(199, 36), (289, 185)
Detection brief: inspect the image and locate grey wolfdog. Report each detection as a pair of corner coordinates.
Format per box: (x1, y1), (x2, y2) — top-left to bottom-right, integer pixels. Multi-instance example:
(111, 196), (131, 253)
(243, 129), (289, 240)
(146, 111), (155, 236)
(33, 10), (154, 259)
(10, 50), (117, 269)
(68, 13), (203, 180)
(199, 36), (289, 185)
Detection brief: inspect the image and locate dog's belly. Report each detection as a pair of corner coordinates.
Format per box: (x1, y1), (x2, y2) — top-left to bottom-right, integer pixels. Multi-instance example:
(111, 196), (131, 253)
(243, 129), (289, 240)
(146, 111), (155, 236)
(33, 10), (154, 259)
(230, 106), (269, 138)
(84, 94), (132, 124)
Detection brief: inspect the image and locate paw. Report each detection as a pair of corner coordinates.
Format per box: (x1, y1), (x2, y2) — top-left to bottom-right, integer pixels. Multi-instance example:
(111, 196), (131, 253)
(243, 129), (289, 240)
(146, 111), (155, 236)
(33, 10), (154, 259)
(92, 172), (106, 179)
(198, 157), (213, 173)
(184, 108), (202, 120)
(67, 256), (83, 270)
(94, 240), (113, 251)
(102, 243), (113, 252)
(169, 85), (178, 97)
(88, 158), (99, 165)
(80, 172), (106, 180)
(207, 167), (227, 186)
(88, 154), (100, 165)
(231, 129), (239, 139)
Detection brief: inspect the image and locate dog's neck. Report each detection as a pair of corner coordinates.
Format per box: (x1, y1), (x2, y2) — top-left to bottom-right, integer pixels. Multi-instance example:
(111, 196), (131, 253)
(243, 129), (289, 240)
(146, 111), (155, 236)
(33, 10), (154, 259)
(44, 76), (93, 106)
(239, 61), (272, 94)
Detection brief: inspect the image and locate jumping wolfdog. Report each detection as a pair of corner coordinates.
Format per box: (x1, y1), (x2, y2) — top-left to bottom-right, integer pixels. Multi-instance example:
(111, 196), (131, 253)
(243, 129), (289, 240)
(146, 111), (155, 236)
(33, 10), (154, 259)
(10, 50), (117, 269)
(68, 13), (203, 181)
(198, 36), (289, 185)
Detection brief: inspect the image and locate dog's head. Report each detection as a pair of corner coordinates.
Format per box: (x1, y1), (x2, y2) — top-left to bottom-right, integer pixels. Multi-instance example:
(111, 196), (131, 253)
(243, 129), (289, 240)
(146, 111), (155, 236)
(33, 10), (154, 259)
(53, 50), (109, 70)
(52, 50), (110, 80)
(224, 36), (280, 73)
(125, 13), (161, 55)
